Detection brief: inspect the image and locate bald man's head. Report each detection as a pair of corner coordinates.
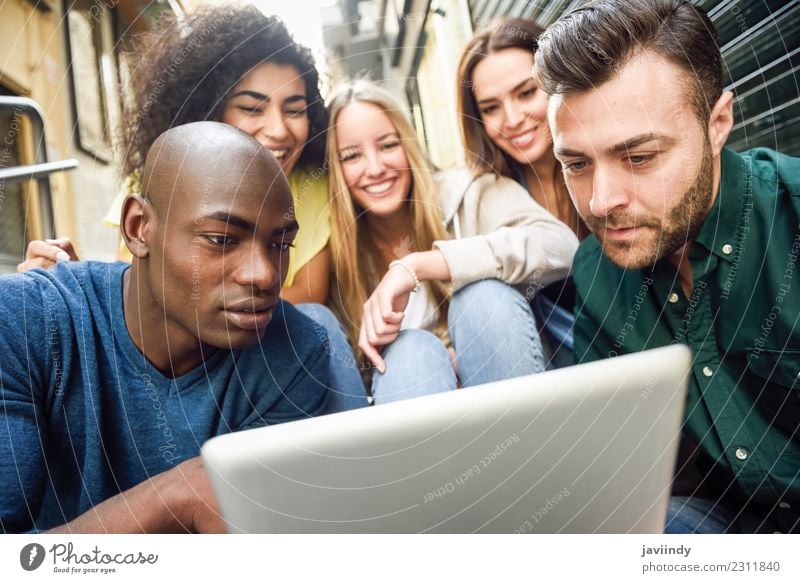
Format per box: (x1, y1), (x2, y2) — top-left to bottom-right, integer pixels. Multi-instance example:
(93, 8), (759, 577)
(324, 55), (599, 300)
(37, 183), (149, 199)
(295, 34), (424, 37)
(140, 121), (290, 216)
(121, 121), (299, 350)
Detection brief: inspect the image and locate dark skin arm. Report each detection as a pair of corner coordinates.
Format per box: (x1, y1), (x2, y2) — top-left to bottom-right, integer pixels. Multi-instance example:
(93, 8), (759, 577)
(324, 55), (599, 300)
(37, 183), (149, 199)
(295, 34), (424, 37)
(46, 458), (225, 534)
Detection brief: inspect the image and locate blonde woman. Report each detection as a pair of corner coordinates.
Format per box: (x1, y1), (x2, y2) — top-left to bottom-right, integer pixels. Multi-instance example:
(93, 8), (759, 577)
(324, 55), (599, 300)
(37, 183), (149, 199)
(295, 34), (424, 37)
(324, 80), (578, 403)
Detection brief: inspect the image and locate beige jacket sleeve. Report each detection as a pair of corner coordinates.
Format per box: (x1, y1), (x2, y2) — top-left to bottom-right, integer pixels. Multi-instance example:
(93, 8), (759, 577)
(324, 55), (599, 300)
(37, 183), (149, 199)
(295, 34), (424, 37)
(433, 168), (579, 293)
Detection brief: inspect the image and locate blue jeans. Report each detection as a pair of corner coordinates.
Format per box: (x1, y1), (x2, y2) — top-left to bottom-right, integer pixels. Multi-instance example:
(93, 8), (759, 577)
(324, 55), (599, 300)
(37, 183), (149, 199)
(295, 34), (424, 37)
(531, 277), (575, 369)
(371, 329), (458, 404)
(450, 279), (545, 387)
(664, 496), (734, 533)
(372, 279), (545, 403)
(295, 303), (369, 414)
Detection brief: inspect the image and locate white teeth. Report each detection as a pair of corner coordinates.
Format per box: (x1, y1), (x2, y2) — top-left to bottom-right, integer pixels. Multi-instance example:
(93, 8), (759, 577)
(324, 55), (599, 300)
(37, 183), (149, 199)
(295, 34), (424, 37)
(269, 149), (288, 159)
(510, 131), (534, 146)
(365, 180), (393, 194)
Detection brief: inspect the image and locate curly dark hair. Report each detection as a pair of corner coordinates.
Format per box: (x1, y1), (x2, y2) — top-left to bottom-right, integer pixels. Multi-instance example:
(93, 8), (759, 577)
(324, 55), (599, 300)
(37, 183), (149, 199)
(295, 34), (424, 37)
(119, 5), (327, 178)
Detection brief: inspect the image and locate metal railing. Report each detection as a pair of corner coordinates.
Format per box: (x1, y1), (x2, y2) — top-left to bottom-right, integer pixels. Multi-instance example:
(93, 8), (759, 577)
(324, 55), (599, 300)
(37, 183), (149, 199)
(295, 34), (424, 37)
(0, 96), (78, 270)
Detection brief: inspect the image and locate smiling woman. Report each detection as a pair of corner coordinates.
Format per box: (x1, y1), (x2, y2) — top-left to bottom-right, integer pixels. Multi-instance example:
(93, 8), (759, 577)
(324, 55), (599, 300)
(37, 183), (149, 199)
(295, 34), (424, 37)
(456, 17), (587, 240)
(221, 62), (311, 177)
(324, 80), (578, 404)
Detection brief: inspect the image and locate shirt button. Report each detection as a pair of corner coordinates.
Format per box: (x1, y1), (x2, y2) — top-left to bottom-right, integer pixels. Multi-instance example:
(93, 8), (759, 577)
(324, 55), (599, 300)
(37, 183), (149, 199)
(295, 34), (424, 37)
(722, 244), (733, 255)
(702, 366), (713, 377)
(778, 501), (791, 509)
(668, 292), (680, 304)
(735, 447), (749, 460)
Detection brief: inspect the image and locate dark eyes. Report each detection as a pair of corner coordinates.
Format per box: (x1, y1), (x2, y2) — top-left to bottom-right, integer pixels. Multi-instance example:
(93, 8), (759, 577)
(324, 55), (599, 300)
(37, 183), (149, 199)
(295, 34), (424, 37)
(201, 235), (294, 252)
(270, 242), (295, 252)
(203, 235), (236, 246)
(236, 105), (307, 117)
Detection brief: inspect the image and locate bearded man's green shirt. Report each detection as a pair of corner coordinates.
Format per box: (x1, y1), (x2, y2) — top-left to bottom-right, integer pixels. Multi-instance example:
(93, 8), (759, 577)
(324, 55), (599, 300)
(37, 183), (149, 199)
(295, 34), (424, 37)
(573, 148), (800, 532)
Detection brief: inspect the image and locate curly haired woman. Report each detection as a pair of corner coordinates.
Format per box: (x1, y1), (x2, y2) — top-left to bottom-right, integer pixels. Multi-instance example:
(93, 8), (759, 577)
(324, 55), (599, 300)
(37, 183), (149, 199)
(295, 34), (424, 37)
(20, 5), (330, 305)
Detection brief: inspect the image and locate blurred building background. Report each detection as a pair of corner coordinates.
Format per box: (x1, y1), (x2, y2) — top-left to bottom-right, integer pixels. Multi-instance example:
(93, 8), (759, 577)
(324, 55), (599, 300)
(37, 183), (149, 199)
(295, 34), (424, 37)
(0, 0), (797, 272)
(0, 0), (180, 272)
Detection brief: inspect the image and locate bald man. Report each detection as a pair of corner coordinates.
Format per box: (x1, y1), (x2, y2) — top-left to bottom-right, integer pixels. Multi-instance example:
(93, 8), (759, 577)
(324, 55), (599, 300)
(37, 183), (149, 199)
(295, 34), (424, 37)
(0, 122), (329, 533)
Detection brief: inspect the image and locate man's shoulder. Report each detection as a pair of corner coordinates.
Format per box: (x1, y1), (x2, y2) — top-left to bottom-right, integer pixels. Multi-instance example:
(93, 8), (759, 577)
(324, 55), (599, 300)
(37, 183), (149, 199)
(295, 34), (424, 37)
(736, 148), (800, 197)
(0, 261), (127, 327)
(2, 260), (127, 291)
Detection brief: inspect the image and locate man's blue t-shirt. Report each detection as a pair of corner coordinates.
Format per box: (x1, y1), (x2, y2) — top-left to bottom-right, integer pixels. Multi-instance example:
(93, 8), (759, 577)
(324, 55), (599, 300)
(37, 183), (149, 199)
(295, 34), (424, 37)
(0, 261), (329, 532)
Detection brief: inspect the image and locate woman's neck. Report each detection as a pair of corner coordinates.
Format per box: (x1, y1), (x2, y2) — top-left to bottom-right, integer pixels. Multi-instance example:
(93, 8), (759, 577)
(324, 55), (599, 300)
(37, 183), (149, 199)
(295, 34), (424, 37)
(522, 153), (559, 210)
(364, 208), (414, 268)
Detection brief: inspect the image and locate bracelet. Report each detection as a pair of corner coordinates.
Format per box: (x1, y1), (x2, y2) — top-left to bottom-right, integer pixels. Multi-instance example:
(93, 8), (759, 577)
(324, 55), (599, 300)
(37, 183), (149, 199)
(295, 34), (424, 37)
(389, 259), (420, 293)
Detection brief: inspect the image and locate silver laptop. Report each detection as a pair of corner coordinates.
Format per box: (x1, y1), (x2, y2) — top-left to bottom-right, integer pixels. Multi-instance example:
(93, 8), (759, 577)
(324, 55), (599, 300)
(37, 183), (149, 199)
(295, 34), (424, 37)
(202, 344), (691, 533)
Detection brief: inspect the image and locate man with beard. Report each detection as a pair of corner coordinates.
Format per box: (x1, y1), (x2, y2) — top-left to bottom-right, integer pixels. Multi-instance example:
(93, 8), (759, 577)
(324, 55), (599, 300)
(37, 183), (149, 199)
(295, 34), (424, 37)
(0, 122), (329, 532)
(536, 0), (799, 533)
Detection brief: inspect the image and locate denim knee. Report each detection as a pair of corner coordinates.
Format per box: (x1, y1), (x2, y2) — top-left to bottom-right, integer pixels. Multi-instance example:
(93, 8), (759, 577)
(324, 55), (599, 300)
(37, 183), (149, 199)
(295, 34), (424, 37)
(295, 303), (367, 413)
(296, 303), (344, 336)
(448, 279), (532, 331)
(372, 329), (456, 404)
(664, 497), (733, 534)
(448, 279), (544, 387)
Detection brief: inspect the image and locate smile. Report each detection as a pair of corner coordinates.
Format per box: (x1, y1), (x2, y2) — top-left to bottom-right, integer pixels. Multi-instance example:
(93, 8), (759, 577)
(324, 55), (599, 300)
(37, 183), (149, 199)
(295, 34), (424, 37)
(268, 148), (288, 160)
(510, 129), (535, 147)
(364, 180), (395, 195)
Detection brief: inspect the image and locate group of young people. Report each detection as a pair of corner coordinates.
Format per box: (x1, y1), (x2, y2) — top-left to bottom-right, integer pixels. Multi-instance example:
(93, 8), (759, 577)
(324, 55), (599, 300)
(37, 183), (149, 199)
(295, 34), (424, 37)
(2, 0), (797, 534)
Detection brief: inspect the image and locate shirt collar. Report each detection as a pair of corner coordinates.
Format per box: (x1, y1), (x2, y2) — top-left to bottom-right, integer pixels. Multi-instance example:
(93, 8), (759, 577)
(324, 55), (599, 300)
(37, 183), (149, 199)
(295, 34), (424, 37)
(693, 148), (748, 261)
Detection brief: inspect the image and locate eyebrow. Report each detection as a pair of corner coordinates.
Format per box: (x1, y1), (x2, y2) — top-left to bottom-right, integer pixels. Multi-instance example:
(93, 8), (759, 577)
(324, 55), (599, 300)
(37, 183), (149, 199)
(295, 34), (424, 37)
(555, 132), (677, 158)
(476, 78), (535, 105)
(608, 132), (677, 154)
(229, 91), (307, 104)
(202, 211), (299, 236)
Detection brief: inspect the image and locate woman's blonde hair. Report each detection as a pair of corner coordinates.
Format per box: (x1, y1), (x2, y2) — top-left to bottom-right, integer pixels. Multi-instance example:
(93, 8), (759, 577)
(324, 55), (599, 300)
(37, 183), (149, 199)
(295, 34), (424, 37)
(325, 79), (451, 356)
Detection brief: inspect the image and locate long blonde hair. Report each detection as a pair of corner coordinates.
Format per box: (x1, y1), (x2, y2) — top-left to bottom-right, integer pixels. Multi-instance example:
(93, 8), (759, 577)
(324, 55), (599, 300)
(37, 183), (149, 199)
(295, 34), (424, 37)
(326, 80), (451, 354)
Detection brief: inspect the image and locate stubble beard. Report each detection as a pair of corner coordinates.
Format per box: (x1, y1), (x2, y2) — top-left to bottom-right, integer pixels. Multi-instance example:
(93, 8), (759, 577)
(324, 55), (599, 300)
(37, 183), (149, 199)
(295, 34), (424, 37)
(590, 141), (715, 270)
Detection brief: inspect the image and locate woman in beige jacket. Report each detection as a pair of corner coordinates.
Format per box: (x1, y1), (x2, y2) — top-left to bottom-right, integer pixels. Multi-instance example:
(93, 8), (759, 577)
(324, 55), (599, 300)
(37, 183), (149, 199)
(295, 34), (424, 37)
(325, 80), (578, 404)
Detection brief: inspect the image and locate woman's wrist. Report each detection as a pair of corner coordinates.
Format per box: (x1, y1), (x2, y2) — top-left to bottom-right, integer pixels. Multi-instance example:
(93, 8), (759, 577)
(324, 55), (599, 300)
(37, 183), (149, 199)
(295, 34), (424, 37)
(388, 259), (420, 292)
(401, 250), (451, 283)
